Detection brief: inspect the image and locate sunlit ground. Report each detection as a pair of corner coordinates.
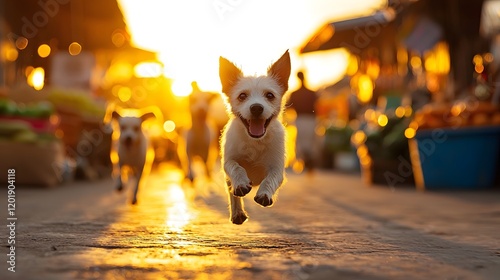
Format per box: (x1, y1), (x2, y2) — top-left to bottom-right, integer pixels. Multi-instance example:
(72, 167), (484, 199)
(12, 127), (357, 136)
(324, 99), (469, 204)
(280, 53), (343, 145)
(70, 163), (265, 279)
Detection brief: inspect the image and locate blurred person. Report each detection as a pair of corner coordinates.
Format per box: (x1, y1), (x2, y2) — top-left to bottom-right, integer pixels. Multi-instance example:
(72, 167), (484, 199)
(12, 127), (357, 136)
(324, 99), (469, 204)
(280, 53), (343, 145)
(287, 71), (319, 172)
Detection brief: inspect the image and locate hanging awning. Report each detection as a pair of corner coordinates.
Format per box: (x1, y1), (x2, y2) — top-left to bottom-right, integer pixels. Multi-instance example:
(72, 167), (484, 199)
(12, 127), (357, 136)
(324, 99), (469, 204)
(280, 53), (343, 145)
(300, 8), (397, 54)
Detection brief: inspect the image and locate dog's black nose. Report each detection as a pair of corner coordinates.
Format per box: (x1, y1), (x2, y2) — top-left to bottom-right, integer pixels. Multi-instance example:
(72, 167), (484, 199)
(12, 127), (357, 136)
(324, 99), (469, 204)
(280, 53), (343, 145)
(250, 104), (264, 117)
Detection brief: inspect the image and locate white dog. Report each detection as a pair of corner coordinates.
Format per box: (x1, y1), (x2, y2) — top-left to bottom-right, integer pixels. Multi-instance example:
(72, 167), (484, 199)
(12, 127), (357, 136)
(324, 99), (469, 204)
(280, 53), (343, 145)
(112, 111), (155, 204)
(219, 50), (291, 224)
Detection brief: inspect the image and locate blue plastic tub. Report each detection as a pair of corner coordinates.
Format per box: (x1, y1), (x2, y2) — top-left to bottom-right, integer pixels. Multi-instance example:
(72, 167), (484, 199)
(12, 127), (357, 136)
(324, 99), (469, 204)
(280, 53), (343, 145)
(409, 125), (500, 190)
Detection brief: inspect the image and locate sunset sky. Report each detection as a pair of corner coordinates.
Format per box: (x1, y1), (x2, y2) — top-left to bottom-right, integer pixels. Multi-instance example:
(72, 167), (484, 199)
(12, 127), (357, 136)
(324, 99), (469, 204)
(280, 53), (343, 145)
(117, 0), (387, 94)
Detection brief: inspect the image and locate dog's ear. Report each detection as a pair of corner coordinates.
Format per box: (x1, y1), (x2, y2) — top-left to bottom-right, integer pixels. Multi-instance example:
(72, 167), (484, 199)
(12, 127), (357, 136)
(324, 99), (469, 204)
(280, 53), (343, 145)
(267, 50), (291, 93)
(140, 112), (155, 122)
(111, 111), (122, 120)
(219, 56), (242, 95)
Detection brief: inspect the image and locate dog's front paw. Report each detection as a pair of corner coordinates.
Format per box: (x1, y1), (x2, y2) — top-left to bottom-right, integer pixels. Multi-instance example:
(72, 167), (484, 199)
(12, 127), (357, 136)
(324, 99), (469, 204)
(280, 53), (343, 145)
(254, 193), (273, 207)
(233, 182), (252, 197)
(231, 211), (248, 225)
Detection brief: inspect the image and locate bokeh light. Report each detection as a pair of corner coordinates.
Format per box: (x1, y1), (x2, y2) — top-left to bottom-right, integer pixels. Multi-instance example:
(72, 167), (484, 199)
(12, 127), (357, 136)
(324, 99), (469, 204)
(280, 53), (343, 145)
(69, 42), (82, 56)
(27, 67), (45, 90)
(38, 44), (51, 58)
(163, 120), (176, 133)
(15, 37), (28, 50)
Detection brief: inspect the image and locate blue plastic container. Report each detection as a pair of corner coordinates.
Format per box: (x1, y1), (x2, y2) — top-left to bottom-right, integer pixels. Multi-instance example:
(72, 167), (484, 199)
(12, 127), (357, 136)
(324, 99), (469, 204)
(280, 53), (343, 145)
(409, 125), (500, 190)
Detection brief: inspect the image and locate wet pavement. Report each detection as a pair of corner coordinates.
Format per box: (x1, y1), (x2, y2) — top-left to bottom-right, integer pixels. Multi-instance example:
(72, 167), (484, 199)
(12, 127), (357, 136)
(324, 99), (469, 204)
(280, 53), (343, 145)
(1, 164), (500, 280)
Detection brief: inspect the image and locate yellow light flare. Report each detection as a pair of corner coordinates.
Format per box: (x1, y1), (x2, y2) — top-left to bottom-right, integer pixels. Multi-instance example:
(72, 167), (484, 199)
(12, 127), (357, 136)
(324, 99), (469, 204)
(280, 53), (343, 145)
(473, 54), (483, 65)
(69, 42), (82, 56)
(28, 67), (45, 90)
(475, 64), (484, 74)
(357, 74), (373, 103)
(410, 56), (421, 70)
(172, 79), (192, 97)
(165, 184), (193, 233)
(397, 47), (408, 65)
(351, 130), (367, 146)
(148, 123), (163, 137)
(405, 127), (416, 139)
(357, 144), (369, 158)
(366, 61), (380, 79)
(359, 154), (372, 166)
(292, 160), (304, 174)
(38, 44), (51, 58)
(300, 48), (350, 91)
(163, 120), (176, 133)
(434, 42), (450, 74)
(395, 106), (405, 118)
(5, 47), (18, 61)
(117, 87), (132, 102)
(107, 61), (133, 83)
(284, 108), (297, 124)
(286, 124), (297, 167)
(117, 0), (387, 93)
(409, 121), (419, 130)
(364, 108), (376, 122)
(134, 61), (163, 78)
(346, 54), (359, 76)
(377, 114), (388, 127)
(404, 106), (413, 117)
(426, 74), (440, 93)
(451, 102), (466, 116)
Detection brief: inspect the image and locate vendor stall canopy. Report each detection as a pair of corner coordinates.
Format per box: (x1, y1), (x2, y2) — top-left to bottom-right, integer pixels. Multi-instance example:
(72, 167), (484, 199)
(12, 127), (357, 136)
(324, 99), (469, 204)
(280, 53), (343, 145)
(1, 0), (130, 51)
(300, 0), (486, 55)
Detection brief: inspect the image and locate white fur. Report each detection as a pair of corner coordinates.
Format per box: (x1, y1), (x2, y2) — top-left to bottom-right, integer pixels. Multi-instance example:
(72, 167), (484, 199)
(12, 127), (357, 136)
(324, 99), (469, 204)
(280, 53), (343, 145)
(219, 50), (291, 224)
(112, 112), (154, 204)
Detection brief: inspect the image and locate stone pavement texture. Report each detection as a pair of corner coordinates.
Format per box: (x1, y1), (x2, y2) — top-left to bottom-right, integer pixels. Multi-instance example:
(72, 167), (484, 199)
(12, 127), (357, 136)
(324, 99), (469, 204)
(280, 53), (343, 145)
(1, 166), (500, 280)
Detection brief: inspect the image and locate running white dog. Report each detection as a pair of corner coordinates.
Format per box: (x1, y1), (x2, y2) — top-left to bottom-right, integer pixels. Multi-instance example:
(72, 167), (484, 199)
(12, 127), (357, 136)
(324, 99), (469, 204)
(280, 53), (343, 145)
(219, 50), (291, 224)
(112, 111), (155, 205)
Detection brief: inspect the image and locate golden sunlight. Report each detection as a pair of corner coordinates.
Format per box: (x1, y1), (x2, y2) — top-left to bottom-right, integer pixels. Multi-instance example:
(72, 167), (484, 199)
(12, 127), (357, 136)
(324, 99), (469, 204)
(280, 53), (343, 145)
(117, 0), (387, 92)
(165, 183), (193, 233)
(28, 67), (45, 90)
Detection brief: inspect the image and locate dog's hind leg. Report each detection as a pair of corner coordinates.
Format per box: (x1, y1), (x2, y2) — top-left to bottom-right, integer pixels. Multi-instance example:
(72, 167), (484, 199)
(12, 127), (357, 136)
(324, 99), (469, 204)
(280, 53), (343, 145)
(115, 166), (124, 192)
(131, 169), (142, 205)
(226, 180), (248, 224)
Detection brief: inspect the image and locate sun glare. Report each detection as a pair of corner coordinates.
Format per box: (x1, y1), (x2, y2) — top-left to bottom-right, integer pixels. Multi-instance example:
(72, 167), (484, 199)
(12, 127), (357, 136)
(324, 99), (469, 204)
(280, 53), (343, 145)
(117, 0), (387, 92)
(165, 184), (193, 232)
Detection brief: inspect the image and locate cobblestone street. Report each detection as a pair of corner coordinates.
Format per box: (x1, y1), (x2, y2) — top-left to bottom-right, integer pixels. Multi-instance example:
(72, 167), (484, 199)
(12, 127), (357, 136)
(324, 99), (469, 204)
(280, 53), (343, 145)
(2, 165), (500, 279)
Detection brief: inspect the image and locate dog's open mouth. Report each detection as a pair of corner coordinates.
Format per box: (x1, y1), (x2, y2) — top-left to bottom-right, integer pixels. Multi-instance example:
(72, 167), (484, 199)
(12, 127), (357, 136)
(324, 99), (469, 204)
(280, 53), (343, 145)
(239, 116), (273, 138)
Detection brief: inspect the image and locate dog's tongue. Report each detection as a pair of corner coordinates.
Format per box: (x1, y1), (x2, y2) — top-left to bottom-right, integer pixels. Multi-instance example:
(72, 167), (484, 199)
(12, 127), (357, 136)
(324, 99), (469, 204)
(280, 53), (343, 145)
(249, 119), (266, 137)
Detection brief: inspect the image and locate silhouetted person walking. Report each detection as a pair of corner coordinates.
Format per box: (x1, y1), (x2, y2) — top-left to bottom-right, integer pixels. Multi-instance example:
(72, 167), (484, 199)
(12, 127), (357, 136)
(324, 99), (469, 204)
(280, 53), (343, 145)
(287, 71), (318, 172)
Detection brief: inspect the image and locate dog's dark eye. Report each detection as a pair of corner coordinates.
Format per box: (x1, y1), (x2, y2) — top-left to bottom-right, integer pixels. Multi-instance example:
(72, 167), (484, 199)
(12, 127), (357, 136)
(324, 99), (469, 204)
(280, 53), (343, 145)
(265, 92), (275, 100)
(238, 92), (248, 101)
(133, 126), (140, 132)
